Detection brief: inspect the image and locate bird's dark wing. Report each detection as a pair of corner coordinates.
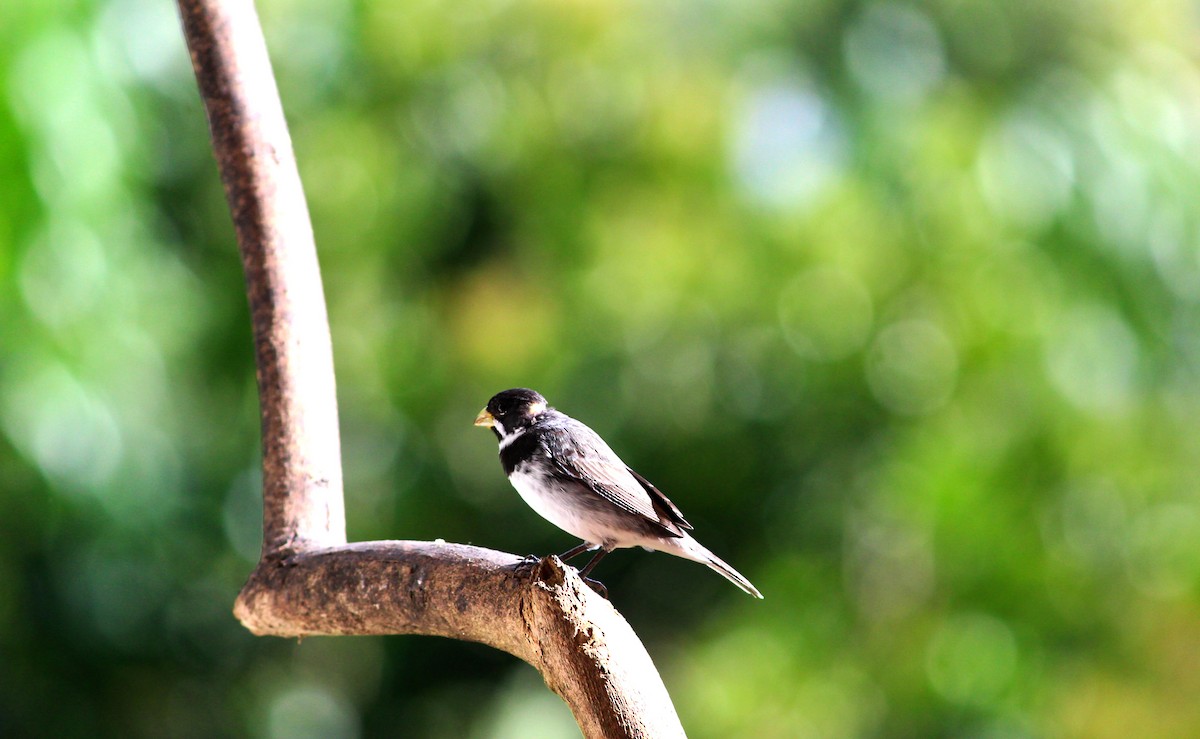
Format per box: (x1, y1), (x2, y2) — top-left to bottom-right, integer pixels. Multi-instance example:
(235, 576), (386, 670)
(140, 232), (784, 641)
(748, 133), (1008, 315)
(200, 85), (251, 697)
(543, 418), (685, 538)
(626, 466), (693, 531)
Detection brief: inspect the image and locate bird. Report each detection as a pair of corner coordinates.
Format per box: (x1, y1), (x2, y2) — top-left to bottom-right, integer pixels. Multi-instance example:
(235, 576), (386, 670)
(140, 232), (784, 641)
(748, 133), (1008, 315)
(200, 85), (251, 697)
(474, 388), (762, 598)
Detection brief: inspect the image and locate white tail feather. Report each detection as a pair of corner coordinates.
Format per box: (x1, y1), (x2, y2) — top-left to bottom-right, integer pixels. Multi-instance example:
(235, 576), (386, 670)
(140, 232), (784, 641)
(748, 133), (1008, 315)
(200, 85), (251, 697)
(659, 534), (763, 599)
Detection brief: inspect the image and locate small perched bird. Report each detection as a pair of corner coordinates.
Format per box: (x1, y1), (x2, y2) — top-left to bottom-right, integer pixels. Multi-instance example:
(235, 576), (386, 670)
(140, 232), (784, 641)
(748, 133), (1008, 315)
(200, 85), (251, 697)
(474, 388), (762, 598)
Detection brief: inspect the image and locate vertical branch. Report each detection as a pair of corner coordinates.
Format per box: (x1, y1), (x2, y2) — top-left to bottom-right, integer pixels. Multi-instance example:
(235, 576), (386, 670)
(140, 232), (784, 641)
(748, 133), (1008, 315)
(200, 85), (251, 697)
(178, 0), (345, 552)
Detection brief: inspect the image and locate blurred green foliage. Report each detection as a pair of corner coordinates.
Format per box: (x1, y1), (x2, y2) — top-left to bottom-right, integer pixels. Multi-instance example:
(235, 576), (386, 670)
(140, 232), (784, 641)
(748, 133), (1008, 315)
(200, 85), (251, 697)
(3, 0), (1200, 736)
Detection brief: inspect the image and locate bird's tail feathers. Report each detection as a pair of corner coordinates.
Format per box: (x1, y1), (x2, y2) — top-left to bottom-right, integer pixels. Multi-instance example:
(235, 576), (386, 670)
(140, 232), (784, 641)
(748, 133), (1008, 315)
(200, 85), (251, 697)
(668, 535), (763, 599)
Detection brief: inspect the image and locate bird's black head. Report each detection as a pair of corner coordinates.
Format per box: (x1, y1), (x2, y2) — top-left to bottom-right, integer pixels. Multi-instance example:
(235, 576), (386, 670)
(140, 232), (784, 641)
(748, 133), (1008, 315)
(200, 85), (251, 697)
(474, 388), (549, 440)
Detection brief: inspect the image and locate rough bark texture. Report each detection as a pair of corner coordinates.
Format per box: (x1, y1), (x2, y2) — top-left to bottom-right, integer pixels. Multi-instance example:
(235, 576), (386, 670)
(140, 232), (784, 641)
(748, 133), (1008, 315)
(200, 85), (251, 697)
(177, 0), (686, 736)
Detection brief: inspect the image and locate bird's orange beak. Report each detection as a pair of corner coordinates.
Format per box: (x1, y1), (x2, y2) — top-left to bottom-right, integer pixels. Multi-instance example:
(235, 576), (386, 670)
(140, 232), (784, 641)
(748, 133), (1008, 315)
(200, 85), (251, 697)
(474, 409), (495, 427)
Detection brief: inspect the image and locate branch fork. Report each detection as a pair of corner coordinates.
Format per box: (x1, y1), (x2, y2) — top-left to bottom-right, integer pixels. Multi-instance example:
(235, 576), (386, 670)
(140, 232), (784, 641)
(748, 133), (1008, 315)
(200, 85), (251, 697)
(177, 0), (685, 735)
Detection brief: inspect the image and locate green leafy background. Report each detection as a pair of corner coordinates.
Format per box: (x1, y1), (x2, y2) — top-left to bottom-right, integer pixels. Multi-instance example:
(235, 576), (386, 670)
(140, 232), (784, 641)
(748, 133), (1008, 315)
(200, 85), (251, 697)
(3, 0), (1200, 736)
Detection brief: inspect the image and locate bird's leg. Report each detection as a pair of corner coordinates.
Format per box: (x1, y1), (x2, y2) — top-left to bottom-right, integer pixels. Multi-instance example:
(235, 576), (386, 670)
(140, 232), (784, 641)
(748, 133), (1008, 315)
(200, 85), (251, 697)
(515, 542), (597, 576)
(557, 541), (597, 562)
(575, 548), (612, 599)
(536, 544), (610, 598)
(578, 547), (611, 578)
(513, 552), (543, 573)
(582, 578), (608, 599)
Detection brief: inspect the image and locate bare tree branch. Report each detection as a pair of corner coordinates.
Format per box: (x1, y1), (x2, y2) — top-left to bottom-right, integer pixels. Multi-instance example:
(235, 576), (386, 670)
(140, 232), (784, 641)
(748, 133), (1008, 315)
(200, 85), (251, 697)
(178, 0), (345, 554)
(234, 543), (684, 738)
(176, 0), (686, 736)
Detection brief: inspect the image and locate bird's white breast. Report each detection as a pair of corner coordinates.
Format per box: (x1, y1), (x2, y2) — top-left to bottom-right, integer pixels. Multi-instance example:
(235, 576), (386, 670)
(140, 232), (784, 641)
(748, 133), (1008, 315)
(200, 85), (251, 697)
(508, 463), (621, 546)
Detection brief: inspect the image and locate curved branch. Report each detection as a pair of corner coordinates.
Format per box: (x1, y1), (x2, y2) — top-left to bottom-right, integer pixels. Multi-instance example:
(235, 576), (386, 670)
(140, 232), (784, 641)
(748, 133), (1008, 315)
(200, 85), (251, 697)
(178, 0), (345, 553)
(234, 543), (684, 738)
(176, 0), (686, 736)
